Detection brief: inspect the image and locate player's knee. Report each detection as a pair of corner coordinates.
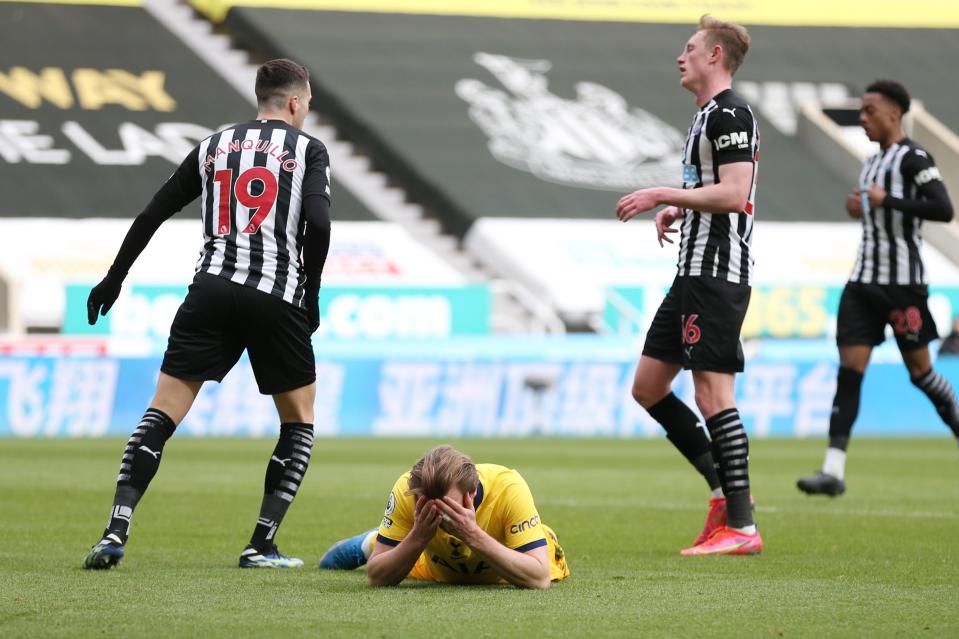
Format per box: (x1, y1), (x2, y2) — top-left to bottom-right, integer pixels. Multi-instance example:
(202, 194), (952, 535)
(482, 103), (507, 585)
(693, 389), (724, 418)
(632, 382), (668, 408)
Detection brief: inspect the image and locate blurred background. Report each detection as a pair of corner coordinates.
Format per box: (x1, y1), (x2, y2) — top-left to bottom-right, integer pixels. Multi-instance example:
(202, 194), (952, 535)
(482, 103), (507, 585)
(2, 0), (959, 438)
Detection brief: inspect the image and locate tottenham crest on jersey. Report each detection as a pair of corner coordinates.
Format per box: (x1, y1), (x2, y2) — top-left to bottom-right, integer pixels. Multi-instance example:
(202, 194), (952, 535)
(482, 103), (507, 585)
(455, 52), (683, 192)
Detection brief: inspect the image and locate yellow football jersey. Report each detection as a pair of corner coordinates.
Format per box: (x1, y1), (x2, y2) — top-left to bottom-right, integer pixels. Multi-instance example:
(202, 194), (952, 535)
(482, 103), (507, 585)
(375, 464), (549, 585)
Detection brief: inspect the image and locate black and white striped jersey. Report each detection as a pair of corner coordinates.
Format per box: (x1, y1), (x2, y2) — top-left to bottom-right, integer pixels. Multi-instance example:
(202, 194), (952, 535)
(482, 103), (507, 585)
(677, 89), (759, 285)
(849, 138), (943, 286)
(161, 119), (331, 306)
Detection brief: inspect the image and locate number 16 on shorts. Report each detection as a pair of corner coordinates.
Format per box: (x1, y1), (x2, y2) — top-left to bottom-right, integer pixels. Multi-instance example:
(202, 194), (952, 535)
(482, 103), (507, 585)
(682, 314), (701, 344)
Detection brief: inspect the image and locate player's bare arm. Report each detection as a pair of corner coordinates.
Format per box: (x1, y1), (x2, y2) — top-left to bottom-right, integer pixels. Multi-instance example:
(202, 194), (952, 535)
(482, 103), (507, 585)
(616, 161), (753, 221)
(434, 493), (550, 590)
(366, 495), (442, 587)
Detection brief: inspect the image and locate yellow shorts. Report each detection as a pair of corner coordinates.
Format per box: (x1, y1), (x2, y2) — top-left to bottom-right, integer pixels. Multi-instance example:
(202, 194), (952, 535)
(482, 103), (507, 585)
(406, 524), (570, 584)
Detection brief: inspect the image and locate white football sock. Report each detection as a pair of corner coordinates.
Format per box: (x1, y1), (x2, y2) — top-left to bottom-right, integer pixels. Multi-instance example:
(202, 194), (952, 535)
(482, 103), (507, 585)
(822, 447), (847, 480)
(362, 529), (377, 560)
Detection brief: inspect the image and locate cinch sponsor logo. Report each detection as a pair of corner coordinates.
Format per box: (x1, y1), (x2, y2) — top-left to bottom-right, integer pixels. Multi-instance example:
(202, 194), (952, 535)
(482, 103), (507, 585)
(714, 132), (749, 150)
(509, 514), (540, 534)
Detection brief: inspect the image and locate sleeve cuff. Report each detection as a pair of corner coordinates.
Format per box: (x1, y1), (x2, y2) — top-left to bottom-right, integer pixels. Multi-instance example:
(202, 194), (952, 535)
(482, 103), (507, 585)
(376, 534), (401, 547)
(513, 538), (548, 553)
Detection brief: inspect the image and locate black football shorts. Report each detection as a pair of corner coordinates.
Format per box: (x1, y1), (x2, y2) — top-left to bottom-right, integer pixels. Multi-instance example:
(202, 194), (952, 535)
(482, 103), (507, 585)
(836, 281), (939, 351)
(161, 272), (316, 394)
(642, 275), (751, 373)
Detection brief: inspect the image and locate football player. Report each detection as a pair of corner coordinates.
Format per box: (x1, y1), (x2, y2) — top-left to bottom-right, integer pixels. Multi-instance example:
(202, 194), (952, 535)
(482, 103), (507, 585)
(319, 445), (569, 588)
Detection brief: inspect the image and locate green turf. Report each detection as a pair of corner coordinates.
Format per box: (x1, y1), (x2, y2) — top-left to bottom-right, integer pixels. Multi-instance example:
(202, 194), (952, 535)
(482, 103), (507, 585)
(1, 437), (957, 638)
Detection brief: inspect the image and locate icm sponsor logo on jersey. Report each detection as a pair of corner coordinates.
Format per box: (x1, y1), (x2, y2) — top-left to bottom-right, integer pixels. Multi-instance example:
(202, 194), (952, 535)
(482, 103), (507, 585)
(714, 132), (750, 151)
(381, 516), (394, 529)
(455, 52), (683, 191)
(915, 166), (941, 186)
(509, 514), (541, 534)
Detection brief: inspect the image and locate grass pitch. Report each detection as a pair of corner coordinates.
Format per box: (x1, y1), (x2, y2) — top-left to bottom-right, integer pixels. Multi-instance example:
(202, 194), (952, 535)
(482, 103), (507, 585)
(1, 437), (957, 638)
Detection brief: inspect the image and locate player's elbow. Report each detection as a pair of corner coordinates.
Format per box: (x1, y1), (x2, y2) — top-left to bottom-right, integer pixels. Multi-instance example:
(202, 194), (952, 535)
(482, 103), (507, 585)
(531, 576), (551, 590)
(366, 572), (397, 588)
(512, 575), (550, 590)
(942, 201), (954, 223)
(712, 188), (749, 214)
(518, 564), (551, 590)
(727, 188), (750, 214)
(522, 573), (551, 590)
(365, 564), (399, 588)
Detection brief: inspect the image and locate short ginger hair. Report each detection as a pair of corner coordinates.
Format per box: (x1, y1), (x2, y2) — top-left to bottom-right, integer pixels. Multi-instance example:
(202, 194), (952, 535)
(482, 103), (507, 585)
(697, 14), (751, 74)
(406, 445), (478, 500)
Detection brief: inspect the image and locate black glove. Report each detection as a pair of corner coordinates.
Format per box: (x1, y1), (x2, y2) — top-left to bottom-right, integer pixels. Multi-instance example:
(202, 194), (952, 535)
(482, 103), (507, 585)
(87, 269), (125, 325)
(305, 286), (320, 334)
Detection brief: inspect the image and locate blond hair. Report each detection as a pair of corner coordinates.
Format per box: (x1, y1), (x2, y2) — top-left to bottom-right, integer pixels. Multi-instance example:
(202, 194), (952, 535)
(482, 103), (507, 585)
(406, 445), (478, 500)
(697, 14), (750, 74)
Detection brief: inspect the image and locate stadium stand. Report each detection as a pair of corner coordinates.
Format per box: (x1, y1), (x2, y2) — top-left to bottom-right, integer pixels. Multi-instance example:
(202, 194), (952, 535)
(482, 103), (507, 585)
(207, 6), (959, 237)
(0, 1), (377, 220)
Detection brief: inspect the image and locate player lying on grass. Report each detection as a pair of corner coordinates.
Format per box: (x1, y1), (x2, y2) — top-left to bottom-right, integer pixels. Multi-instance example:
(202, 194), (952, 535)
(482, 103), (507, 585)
(319, 445), (569, 589)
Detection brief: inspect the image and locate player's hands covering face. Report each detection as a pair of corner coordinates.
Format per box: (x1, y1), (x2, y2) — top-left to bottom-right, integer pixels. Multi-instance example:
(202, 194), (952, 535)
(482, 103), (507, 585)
(409, 495), (443, 545)
(436, 491), (480, 546)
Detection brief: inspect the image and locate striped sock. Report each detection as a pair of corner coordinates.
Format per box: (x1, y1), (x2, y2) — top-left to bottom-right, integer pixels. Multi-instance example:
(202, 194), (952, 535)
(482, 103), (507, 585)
(705, 408), (753, 529)
(911, 368), (959, 438)
(104, 408), (177, 543)
(647, 393), (721, 492)
(249, 423), (314, 552)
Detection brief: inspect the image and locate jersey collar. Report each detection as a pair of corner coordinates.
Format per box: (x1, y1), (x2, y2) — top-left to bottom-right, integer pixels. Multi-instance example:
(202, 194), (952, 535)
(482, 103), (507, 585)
(473, 479), (485, 509)
(703, 88), (734, 110)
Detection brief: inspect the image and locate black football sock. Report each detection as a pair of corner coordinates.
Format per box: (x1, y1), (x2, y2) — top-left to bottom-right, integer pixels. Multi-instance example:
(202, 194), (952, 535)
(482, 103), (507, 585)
(103, 408), (177, 543)
(647, 393), (721, 491)
(249, 423), (314, 552)
(705, 408), (753, 529)
(828, 367), (864, 451)
(911, 368), (959, 438)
